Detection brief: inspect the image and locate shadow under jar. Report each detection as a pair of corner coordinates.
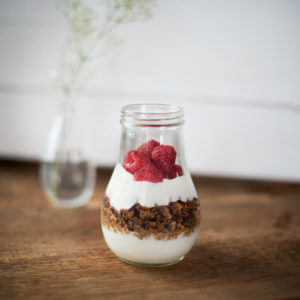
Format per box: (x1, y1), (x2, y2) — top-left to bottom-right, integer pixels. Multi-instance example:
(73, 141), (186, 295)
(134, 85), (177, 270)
(101, 104), (201, 267)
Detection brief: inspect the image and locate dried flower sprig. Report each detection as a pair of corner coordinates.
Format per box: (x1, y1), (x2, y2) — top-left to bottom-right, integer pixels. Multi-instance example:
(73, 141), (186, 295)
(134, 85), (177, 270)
(56, 0), (154, 104)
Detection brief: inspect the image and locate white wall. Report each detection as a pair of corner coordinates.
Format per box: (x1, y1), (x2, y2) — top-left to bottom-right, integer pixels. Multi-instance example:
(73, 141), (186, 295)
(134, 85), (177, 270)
(0, 0), (299, 181)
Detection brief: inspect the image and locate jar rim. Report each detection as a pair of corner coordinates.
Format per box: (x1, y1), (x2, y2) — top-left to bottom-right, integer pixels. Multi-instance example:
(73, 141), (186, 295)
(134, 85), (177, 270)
(121, 103), (184, 127)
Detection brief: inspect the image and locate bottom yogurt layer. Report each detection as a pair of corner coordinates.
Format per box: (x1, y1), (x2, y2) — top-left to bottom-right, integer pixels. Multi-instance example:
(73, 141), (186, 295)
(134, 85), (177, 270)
(102, 226), (199, 264)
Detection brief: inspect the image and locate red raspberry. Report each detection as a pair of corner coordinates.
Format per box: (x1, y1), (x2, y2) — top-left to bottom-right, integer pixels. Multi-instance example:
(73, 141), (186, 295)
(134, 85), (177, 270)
(174, 164), (183, 176)
(134, 164), (164, 182)
(123, 150), (150, 174)
(137, 139), (160, 155)
(151, 145), (176, 171)
(165, 164), (184, 179)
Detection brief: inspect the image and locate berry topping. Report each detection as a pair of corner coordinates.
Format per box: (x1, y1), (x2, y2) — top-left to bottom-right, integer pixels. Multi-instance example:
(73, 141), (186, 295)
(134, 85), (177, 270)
(123, 150), (150, 174)
(174, 164), (183, 176)
(134, 164), (164, 183)
(122, 140), (183, 182)
(165, 164), (184, 179)
(137, 139), (160, 155)
(151, 145), (176, 170)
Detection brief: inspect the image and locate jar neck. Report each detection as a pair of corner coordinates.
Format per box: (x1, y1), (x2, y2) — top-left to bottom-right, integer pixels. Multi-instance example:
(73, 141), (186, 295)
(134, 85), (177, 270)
(121, 104), (184, 128)
(118, 104), (187, 169)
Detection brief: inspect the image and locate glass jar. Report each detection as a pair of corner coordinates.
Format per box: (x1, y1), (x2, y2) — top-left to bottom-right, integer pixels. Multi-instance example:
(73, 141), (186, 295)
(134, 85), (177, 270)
(101, 104), (200, 266)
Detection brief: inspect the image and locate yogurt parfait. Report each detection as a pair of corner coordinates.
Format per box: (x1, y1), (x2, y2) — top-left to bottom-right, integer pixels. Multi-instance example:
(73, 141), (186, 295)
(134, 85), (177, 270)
(101, 104), (200, 266)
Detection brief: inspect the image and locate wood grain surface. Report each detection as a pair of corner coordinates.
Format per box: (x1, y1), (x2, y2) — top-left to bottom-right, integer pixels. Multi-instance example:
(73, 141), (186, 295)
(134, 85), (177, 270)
(0, 161), (299, 299)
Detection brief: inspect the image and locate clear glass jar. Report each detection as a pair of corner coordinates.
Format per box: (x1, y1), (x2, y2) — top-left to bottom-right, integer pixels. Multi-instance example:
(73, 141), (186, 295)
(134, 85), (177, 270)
(101, 104), (200, 266)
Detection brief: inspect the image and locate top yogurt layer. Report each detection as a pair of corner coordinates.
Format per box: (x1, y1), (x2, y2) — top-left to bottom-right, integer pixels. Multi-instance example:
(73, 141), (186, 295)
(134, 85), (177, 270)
(106, 164), (197, 211)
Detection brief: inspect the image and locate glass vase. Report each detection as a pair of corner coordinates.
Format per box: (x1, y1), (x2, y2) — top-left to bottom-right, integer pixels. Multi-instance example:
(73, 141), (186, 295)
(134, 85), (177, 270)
(40, 97), (96, 208)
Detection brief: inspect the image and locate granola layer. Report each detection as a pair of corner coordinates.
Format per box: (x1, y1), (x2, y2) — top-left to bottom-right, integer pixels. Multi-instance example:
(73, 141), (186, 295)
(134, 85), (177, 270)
(101, 197), (200, 240)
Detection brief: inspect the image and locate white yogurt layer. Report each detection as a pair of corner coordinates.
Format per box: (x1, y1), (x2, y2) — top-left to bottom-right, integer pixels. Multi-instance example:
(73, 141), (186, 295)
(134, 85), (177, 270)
(102, 226), (199, 264)
(105, 163), (197, 211)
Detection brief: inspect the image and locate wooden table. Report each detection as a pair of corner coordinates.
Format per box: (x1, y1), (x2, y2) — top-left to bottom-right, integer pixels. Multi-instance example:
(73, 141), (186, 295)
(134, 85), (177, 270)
(0, 161), (299, 299)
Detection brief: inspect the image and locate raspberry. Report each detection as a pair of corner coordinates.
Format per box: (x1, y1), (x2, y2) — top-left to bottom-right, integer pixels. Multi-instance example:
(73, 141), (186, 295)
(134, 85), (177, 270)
(151, 145), (176, 171)
(134, 164), (164, 183)
(123, 150), (150, 174)
(165, 164), (184, 179)
(174, 164), (183, 176)
(137, 139), (160, 155)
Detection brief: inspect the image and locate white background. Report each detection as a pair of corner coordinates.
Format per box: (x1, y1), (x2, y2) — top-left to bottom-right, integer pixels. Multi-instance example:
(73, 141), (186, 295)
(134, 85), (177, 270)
(0, 0), (299, 181)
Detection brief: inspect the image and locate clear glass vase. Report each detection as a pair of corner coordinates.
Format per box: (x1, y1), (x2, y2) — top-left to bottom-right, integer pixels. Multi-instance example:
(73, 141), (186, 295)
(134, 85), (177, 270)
(101, 104), (201, 267)
(40, 97), (96, 208)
